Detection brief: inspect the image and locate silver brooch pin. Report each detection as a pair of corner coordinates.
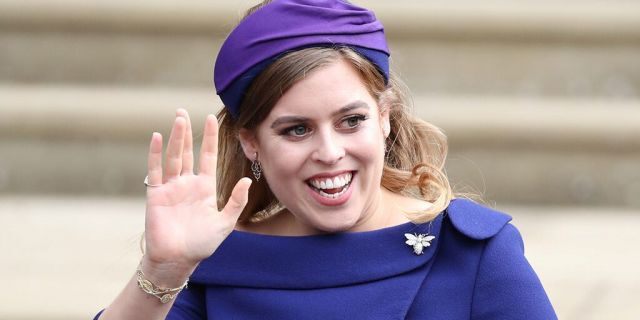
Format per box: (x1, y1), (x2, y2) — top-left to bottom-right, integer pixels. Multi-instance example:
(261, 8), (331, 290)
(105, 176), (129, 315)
(404, 233), (435, 255)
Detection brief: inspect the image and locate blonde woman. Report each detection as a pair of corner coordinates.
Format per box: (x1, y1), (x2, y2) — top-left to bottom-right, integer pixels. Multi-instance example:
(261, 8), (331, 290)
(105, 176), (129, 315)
(96, 1), (556, 319)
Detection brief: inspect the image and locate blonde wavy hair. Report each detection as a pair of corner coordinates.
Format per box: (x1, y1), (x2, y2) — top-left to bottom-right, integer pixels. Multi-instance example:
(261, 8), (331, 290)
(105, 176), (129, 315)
(216, 2), (453, 225)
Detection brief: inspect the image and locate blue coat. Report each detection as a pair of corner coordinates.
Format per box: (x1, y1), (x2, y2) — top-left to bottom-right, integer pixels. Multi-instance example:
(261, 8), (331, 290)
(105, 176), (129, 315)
(96, 199), (557, 319)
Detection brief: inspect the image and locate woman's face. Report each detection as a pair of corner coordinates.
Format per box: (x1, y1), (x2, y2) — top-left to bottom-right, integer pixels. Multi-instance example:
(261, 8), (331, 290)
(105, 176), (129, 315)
(240, 58), (390, 234)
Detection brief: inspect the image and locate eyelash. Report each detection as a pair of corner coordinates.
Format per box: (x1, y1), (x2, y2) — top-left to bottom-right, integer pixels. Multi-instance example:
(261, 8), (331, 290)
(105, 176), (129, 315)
(340, 114), (369, 129)
(279, 114), (369, 138)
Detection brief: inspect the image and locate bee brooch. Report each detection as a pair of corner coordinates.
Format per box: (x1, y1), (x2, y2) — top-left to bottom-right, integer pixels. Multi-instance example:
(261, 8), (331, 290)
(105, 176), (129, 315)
(404, 233), (435, 255)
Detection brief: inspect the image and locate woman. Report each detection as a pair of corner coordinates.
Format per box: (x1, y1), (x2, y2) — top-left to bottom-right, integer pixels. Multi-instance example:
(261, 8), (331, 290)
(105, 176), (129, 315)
(96, 0), (556, 319)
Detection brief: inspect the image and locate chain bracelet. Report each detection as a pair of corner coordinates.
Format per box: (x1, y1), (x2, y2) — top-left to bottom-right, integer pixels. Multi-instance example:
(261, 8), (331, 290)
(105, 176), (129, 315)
(136, 262), (189, 304)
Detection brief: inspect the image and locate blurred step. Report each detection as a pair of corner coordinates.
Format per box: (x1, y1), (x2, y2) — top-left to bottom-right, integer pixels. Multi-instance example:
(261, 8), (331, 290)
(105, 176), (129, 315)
(1, 1), (639, 97)
(2, 0), (639, 38)
(0, 85), (219, 196)
(1, 84), (639, 207)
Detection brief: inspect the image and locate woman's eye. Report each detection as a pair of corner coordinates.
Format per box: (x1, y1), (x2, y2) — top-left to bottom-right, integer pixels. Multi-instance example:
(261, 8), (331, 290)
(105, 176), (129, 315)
(284, 125), (309, 137)
(341, 115), (368, 129)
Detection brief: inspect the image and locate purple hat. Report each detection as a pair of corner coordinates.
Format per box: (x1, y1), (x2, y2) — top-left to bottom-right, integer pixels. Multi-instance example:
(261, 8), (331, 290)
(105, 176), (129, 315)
(214, 0), (390, 118)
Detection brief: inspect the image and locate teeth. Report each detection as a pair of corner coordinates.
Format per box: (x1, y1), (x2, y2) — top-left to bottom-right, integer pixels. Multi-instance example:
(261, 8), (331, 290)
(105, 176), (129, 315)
(326, 179), (334, 189)
(333, 176), (341, 188)
(309, 172), (352, 190)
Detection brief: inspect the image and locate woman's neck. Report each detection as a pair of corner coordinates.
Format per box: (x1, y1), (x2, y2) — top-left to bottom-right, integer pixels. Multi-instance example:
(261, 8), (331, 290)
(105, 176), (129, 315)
(236, 188), (431, 236)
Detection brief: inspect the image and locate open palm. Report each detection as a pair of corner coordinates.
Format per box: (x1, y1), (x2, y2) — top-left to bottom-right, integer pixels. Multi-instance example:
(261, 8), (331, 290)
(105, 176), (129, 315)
(143, 109), (251, 269)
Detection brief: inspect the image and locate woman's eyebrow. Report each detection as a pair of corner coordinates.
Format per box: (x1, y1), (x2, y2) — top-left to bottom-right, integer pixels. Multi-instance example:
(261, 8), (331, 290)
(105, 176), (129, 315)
(270, 116), (308, 129)
(270, 101), (370, 129)
(332, 101), (369, 117)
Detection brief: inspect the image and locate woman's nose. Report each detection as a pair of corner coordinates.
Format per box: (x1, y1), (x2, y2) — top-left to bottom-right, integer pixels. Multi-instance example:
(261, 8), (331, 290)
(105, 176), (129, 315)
(311, 132), (345, 165)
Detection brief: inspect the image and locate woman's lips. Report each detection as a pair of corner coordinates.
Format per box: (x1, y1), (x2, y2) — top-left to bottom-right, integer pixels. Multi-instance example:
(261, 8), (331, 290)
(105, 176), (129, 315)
(307, 171), (352, 191)
(305, 172), (355, 206)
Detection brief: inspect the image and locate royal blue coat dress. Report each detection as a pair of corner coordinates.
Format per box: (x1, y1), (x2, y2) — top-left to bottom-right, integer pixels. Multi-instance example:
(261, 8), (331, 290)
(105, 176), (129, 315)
(96, 199), (557, 319)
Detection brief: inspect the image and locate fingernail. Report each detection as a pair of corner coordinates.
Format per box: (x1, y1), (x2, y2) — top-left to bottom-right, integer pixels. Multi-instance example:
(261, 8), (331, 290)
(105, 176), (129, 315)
(176, 108), (187, 117)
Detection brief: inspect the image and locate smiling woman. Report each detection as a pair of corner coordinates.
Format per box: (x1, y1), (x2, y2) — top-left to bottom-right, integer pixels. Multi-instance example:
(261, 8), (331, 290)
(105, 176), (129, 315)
(95, 1), (557, 319)
(236, 57), (396, 234)
(219, 46), (453, 231)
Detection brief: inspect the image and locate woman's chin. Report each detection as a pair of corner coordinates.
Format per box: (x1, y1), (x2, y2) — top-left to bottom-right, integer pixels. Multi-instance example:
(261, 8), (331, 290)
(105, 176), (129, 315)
(306, 217), (360, 234)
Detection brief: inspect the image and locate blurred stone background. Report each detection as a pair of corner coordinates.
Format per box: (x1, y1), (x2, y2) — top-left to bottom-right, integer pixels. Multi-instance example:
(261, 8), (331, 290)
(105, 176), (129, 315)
(0, 0), (638, 319)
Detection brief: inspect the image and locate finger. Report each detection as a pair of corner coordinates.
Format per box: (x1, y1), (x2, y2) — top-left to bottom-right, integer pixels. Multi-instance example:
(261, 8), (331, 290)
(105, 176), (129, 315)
(221, 177), (252, 220)
(198, 114), (219, 177)
(147, 132), (163, 186)
(163, 117), (187, 183)
(176, 108), (194, 175)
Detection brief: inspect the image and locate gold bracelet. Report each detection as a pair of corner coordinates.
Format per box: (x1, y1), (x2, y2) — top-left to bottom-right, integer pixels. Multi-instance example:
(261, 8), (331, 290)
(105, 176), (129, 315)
(136, 263), (189, 304)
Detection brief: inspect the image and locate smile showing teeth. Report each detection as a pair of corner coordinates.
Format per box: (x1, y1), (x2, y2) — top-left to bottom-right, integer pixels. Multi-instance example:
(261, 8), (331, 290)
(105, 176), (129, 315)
(306, 172), (355, 203)
(308, 172), (353, 191)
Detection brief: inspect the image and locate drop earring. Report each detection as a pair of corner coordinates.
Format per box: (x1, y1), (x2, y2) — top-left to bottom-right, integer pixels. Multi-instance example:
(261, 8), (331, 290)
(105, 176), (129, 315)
(251, 152), (262, 181)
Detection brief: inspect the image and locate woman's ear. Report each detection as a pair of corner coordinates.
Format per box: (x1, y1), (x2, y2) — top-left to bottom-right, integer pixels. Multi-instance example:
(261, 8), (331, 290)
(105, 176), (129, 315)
(379, 104), (391, 138)
(238, 128), (259, 161)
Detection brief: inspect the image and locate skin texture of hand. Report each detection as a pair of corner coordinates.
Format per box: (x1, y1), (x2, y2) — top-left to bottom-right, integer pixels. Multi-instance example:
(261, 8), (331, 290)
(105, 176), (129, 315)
(97, 110), (252, 320)
(143, 109), (252, 283)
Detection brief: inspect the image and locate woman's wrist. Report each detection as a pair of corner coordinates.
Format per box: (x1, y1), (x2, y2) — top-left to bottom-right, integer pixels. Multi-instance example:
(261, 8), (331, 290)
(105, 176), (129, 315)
(139, 255), (197, 288)
(136, 262), (189, 304)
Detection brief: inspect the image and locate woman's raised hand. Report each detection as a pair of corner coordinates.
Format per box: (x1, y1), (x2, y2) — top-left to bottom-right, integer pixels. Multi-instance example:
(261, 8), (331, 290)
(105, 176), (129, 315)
(142, 109), (251, 281)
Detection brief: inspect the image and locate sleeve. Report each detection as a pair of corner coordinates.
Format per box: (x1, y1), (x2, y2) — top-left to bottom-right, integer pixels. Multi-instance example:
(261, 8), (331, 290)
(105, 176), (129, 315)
(93, 309), (104, 320)
(471, 224), (557, 320)
(166, 283), (207, 320)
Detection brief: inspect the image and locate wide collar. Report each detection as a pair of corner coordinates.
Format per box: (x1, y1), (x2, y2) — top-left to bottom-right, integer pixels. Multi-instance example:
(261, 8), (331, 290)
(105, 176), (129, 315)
(191, 213), (444, 289)
(446, 198), (512, 240)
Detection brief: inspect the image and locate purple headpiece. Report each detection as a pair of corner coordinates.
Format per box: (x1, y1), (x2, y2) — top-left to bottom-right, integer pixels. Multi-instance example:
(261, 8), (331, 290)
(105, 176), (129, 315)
(214, 0), (390, 118)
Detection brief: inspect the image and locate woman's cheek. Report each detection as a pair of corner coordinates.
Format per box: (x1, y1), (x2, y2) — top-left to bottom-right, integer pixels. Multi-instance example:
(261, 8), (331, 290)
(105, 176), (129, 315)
(353, 129), (384, 155)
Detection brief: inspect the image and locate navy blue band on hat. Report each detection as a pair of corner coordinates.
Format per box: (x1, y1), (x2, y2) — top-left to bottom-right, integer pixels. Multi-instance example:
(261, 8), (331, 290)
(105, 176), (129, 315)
(214, 0), (390, 119)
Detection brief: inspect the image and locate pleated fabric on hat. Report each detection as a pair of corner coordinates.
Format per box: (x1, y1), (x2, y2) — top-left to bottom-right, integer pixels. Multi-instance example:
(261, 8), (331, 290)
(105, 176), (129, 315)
(214, 0), (390, 118)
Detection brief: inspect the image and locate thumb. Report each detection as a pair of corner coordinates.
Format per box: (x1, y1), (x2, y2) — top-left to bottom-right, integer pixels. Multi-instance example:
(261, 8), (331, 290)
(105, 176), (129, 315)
(221, 177), (252, 220)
